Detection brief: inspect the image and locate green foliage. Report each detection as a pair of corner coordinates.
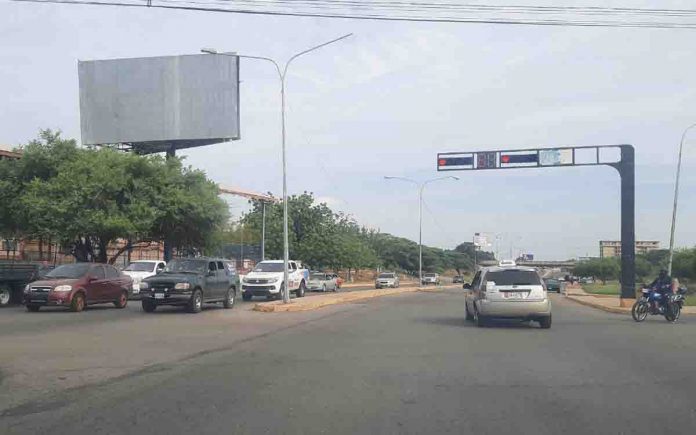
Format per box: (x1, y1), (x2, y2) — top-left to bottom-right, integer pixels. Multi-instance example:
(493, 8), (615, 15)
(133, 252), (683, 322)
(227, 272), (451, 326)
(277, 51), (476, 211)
(0, 129), (228, 263)
(240, 192), (489, 275)
(573, 257), (621, 284)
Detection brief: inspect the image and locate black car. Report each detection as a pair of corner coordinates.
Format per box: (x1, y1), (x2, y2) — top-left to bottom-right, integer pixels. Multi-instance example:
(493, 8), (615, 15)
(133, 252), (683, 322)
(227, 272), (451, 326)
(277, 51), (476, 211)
(139, 258), (239, 313)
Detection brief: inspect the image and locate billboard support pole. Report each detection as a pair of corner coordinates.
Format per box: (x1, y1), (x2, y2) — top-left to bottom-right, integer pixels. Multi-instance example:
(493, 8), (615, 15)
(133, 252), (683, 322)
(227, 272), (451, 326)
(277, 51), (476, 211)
(163, 144), (176, 262)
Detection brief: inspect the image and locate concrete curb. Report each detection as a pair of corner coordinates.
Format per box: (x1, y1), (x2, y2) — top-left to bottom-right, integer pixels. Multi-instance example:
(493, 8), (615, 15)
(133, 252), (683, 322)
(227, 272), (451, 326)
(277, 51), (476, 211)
(253, 285), (453, 313)
(565, 295), (630, 315)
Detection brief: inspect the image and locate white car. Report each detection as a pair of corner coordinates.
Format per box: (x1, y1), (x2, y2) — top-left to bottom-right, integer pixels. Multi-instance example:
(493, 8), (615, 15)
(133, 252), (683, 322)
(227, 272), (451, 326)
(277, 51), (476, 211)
(464, 266), (551, 328)
(123, 260), (166, 296)
(242, 260), (308, 301)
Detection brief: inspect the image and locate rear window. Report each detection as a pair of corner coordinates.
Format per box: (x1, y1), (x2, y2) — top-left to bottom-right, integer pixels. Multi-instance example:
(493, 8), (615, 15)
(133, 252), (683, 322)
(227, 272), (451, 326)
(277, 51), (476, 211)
(485, 270), (541, 286)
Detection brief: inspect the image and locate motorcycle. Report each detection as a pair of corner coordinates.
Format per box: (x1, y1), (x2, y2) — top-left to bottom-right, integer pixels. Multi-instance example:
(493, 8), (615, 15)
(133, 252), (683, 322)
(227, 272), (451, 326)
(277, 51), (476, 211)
(632, 287), (688, 323)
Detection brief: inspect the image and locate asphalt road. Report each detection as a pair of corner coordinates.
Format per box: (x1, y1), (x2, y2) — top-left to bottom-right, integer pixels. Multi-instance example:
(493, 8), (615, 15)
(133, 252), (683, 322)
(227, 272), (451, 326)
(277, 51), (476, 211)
(2, 289), (696, 434)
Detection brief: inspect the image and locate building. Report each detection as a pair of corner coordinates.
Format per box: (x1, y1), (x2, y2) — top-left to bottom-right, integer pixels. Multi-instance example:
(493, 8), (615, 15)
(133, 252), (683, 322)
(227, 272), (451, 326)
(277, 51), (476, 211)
(599, 240), (661, 258)
(0, 144), (22, 160)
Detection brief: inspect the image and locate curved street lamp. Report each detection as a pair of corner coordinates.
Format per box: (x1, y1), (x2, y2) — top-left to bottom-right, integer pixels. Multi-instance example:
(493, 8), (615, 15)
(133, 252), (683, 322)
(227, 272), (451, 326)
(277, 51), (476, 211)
(667, 122), (696, 276)
(384, 175), (459, 286)
(203, 33), (353, 303)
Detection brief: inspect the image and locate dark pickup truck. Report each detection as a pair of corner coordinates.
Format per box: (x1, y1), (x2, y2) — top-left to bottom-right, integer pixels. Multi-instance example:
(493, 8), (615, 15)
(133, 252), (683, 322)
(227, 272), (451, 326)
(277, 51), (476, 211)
(0, 262), (53, 306)
(139, 257), (239, 313)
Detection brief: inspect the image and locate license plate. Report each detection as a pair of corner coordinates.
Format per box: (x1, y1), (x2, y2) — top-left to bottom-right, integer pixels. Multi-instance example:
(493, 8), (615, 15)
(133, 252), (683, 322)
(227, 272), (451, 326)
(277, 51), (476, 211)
(154, 293), (165, 299)
(503, 292), (525, 299)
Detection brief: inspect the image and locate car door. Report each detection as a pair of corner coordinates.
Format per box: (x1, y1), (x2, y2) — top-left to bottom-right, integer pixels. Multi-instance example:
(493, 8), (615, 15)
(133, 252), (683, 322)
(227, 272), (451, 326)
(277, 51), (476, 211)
(468, 271), (482, 312)
(216, 261), (228, 298)
(205, 261), (218, 301)
(87, 265), (109, 303)
(104, 264), (123, 300)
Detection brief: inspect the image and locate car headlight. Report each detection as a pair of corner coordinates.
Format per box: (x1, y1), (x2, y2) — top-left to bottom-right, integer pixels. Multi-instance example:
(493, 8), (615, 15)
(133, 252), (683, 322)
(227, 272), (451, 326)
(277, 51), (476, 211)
(243, 277), (251, 283)
(139, 282), (150, 290)
(174, 282), (191, 290)
(54, 285), (72, 292)
(267, 278), (279, 283)
(24, 284), (31, 294)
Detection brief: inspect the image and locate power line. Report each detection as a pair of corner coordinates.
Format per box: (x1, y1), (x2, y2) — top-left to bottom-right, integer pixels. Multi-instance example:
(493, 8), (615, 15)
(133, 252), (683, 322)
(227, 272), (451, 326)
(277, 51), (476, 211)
(11, 0), (696, 29)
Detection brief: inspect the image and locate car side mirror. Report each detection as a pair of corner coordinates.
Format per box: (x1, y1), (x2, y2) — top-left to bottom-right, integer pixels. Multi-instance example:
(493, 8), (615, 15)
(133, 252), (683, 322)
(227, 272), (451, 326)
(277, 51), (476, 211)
(463, 283), (472, 290)
(485, 281), (496, 292)
(87, 275), (97, 282)
(208, 271), (216, 277)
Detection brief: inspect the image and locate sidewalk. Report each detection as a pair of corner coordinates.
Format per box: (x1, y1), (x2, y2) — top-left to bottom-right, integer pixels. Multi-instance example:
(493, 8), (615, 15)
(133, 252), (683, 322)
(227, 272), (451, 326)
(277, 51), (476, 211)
(564, 285), (696, 315)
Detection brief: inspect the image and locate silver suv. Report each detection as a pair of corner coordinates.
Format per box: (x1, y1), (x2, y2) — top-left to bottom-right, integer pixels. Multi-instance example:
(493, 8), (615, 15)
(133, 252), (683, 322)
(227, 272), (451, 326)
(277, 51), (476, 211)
(421, 273), (440, 285)
(464, 266), (551, 328)
(375, 272), (399, 289)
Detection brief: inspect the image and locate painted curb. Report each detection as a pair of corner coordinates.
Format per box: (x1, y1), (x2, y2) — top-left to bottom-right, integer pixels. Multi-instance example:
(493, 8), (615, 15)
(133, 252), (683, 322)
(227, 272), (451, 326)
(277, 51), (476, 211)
(253, 286), (453, 313)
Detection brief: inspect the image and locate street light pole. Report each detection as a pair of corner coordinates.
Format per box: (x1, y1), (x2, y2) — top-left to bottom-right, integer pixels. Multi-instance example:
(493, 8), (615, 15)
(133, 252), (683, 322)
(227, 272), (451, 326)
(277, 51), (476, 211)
(202, 33), (352, 303)
(668, 122), (696, 276)
(385, 176), (459, 286)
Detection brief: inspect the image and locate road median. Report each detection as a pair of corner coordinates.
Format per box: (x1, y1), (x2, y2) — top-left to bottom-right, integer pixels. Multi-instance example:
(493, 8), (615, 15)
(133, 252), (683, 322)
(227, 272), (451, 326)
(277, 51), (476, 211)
(253, 285), (453, 312)
(565, 293), (696, 316)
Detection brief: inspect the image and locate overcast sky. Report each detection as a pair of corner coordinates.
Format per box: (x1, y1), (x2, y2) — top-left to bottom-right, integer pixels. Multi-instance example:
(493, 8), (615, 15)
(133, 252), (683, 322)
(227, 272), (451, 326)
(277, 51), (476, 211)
(2, 1), (696, 260)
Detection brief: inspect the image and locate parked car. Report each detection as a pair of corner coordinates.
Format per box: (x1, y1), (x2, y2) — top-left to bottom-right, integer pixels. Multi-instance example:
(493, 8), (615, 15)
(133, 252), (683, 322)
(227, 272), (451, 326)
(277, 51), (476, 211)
(23, 263), (132, 312)
(123, 260), (166, 298)
(307, 272), (338, 292)
(139, 258), (238, 313)
(329, 273), (343, 289)
(543, 278), (562, 293)
(453, 275), (464, 283)
(464, 266), (551, 328)
(580, 277), (595, 284)
(421, 273), (440, 285)
(375, 272), (399, 289)
(242, 260), (308, 301)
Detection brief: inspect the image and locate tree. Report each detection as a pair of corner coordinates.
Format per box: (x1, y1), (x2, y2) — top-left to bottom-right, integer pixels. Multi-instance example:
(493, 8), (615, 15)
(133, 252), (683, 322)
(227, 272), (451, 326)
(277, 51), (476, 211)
(2, 130), (229, 263)
(573, 258), (620, 284)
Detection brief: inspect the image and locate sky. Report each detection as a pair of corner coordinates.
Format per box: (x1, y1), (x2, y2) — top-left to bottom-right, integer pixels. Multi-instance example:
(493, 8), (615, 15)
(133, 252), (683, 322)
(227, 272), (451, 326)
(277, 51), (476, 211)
(1, 0), (696, 260)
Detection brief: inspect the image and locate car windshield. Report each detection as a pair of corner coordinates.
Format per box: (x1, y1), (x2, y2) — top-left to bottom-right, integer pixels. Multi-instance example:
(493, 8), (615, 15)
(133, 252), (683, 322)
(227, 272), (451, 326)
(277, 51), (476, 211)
(487, 270), (541, 286)
(379, 273), (395, 279)
(164, 259), (207, 274)
(45, 263), (91, 279)
(124, 262), (156, 272)
(424, 273), (436, 277)
(253, 263), (284, 272)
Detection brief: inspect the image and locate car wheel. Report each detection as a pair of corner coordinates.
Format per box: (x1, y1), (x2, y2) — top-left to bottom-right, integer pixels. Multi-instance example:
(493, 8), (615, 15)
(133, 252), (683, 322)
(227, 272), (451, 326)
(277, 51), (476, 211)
(297, 281), (306, 298)
(187, 289), (203, 313)
(26, 304), (41, 312)
(465, 302), (474, 321)
(474, 307), (487, 327)
(0, 285), (12, 306)
(70, 293), (85, 312)
(539, 315), (552, 329)
(142, 299), (157, 313)
(242, 293), (252, 302)
(114, 290), (128, 309)
(223, 287), (236, 309)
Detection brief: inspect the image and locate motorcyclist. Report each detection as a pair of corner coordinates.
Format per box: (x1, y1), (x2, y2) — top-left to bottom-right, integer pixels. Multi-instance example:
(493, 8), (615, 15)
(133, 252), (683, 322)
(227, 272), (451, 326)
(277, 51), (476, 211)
(648, 269), (673, 311)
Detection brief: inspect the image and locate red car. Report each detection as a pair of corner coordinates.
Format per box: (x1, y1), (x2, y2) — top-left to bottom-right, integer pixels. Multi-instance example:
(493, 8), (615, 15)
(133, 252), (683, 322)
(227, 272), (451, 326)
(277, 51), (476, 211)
(24, 263), (132, 312)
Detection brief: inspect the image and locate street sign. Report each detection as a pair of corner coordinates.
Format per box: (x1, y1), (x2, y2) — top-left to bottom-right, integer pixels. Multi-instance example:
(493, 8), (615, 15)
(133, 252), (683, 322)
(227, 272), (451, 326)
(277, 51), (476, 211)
(437, 145), (636, 302)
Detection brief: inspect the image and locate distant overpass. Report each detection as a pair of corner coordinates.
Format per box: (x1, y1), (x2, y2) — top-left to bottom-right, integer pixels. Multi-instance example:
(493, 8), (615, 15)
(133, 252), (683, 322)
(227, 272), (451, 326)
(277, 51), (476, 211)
(480, 260), (577, 268)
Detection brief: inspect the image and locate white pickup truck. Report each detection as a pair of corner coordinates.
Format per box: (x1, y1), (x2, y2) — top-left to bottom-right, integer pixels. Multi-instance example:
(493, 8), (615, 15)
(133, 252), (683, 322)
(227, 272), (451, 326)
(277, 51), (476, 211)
(241, 260), (308, 301)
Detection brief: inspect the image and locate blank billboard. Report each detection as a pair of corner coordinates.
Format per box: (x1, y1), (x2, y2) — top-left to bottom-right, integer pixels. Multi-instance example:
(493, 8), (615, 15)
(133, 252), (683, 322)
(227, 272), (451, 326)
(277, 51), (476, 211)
(79, 54), (239, 152)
